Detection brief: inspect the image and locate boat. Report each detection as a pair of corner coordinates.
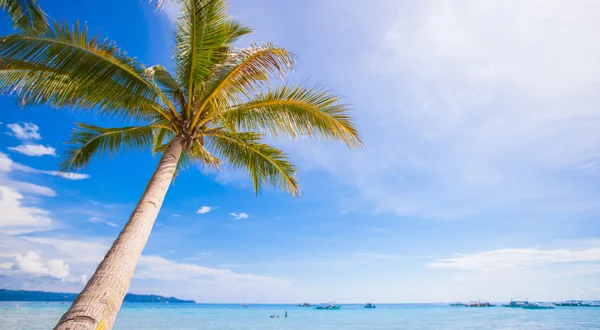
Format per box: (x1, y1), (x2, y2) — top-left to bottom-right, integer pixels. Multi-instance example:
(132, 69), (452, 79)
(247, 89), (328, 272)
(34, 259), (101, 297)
(449, 302), (466, 307)
(467, 300), (495, 307)
(314, 303), (341, 310)
(554, 300), (590, 307)
(364, 303), (376, 308)
(522, 303), (555, 310)
(297, 303), (311, 307)
(503, 300), (531, 308)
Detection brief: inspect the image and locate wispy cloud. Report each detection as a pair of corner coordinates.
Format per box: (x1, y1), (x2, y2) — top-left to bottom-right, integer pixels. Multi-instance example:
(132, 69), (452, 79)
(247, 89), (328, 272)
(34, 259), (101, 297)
(6, 122), (41, 140)
(582, 285), (600, 293)
(88, 217), (118, 228)
(8, 181), (56, 197)
(196, 206), (212, 214)
(285, 0), (600, 221)
(8, 144), (56, 156)
(137, 255), (284, 282)
(2, 152), (89, 180)
(429, 246), (600, 271)
(44, 171), (90, 180)
(230, 212), (249, 220)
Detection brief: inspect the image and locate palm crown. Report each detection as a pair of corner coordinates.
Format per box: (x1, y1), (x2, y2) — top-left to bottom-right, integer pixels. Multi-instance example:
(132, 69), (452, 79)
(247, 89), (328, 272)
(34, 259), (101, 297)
(0, 0), (361, 196)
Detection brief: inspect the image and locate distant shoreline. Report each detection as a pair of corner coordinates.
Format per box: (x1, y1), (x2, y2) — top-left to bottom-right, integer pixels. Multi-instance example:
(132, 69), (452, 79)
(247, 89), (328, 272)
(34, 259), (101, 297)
(0, 289), (195, 304)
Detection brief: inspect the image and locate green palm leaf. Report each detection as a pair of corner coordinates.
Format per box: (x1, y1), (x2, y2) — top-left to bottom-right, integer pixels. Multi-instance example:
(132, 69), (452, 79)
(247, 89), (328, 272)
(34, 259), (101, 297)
(207, 131), (299, 196)
(214, 84), (362, 147)
(62, 123), (156, 172)
(175, 0), (251, 118)
(146, 64), (186, 109)
(190, 42), (295, 127)
(0, 21), (174, 121)
(0, 0), (48, 30)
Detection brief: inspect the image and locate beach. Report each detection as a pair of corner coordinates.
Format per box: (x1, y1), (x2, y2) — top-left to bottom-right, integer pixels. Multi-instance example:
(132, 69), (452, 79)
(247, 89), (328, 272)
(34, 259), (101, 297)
(3, 302), (600, 329)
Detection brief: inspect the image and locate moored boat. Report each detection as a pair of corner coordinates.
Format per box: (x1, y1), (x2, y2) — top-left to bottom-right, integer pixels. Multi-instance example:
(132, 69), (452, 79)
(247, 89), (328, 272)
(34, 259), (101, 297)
(503, 300), (531, 308)
(467, 300), (495, 307)
(364, 303), (376, 308)
(523, 303), (555, 310)
(554, 300), (590, 307)
(314, 303), (341, 310)
(297, 303), (311, 307)
(449, 302), (466, 306)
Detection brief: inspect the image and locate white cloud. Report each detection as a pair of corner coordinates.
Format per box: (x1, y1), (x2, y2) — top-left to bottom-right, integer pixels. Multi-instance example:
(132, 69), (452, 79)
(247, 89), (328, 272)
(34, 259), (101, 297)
(8, 181), (56, 197)
(0, 152), (12, 171)
(13, 251), (70, 280)
(25, 236), (109, 265)
(44, 171), (90, 180)
(8, 144), (56, 156)
(429, 246), (600, 271)
(230, 212), (249, 220)
(582, 285), (600, 293)
(137, 255), (287, 284)
(2, 235), (290, 302)
(172, 213), (181, 217)
(0, 152), (89, 180)
(285, 0), (600, 220)
(6, 123), (41, 140)
(196, 206), (212, 214)
(0, 186), (54, 234)
(88, 217), (118, 228)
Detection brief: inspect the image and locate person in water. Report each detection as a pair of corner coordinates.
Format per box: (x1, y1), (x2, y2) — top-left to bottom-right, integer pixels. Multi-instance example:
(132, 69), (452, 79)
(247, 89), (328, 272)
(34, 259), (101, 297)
(285, 311), (288, 318)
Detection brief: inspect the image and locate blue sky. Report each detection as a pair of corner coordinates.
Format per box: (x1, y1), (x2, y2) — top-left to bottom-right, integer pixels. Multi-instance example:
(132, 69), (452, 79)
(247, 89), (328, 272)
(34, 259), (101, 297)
(1, 0), (600, 303)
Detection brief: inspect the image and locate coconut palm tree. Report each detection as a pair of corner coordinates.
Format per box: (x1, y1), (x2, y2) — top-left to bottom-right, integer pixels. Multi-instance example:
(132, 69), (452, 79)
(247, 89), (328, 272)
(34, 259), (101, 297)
(0, 0), (360, 329)
(0, 0), (47, 30)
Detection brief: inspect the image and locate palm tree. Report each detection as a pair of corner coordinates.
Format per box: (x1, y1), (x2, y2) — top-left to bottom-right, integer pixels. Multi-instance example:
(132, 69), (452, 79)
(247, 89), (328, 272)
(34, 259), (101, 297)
(0, 0), (47, 30)
(0, 1), (361, 329)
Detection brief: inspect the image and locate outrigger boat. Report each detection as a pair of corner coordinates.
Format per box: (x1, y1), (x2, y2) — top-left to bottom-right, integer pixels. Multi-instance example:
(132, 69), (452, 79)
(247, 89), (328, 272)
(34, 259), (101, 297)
(314, 303), (341, 310)
(554, 300), (590, 307)
(467, 300), (495, 307)
(449, 302), (467, 307)
(522, 303), (555, 310)
(364, 303), (376, 308)
(503, 300), (531, 308)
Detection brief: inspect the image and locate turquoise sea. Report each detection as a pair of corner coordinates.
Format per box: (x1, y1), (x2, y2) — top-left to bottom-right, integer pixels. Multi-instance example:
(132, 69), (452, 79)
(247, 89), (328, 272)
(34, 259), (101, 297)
(2, 302), (600, 329)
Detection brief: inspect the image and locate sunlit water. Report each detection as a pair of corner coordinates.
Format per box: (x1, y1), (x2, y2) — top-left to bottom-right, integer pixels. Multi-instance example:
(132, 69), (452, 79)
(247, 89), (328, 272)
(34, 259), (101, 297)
(2, 302), (600, 329)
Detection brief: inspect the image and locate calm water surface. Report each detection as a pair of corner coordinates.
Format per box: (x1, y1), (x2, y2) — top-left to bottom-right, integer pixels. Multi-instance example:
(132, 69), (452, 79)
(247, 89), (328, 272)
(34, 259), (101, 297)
(2, 302), (600, 329)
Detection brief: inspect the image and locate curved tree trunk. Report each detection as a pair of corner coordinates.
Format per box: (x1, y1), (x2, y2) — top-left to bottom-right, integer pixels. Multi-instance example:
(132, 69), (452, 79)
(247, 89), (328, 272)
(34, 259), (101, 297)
(54, 136), (185, 330)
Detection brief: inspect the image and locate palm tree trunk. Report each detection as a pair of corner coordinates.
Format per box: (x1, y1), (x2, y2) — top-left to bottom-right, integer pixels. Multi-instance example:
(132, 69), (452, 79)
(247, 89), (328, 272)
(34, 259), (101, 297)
(54, 136), (185, 330)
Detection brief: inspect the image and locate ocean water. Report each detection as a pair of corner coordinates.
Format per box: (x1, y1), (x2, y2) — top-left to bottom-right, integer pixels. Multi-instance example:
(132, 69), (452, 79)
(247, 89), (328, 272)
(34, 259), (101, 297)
(2, 302), (600, 329)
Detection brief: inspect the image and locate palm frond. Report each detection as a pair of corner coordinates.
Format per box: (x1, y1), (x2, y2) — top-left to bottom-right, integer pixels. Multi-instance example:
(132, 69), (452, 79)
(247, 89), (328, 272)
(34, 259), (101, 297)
(206, 131), (299, 196)
(214, 84), (362, 148)
(0, 21), (174, 121)
(0, 0), (48, 30)
(175, 0), (251, 117)
(146, 64), (185, 109)
(188, 140), (222, 168)
(190, 42), (295, 128)
(61, 123), (155, 171)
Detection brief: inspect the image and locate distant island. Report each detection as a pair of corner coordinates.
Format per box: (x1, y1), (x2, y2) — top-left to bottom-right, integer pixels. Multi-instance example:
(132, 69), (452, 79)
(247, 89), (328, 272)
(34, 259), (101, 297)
(0, 289), (195, 303)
